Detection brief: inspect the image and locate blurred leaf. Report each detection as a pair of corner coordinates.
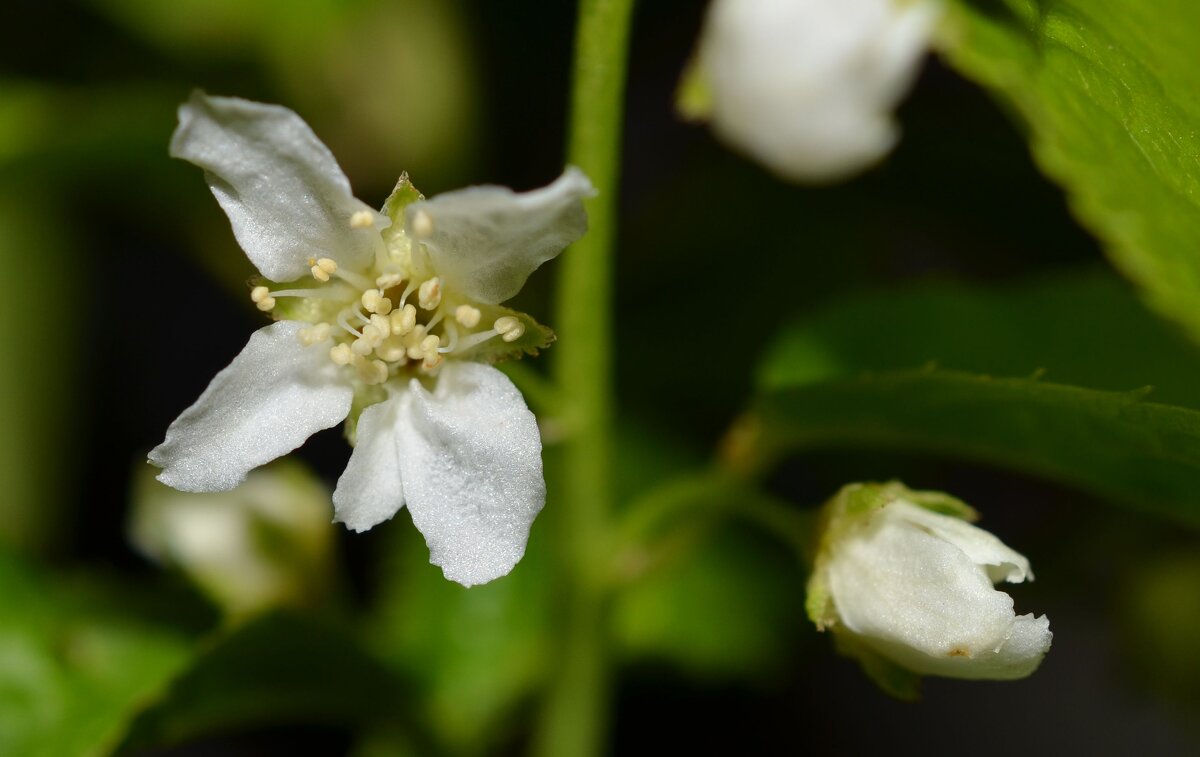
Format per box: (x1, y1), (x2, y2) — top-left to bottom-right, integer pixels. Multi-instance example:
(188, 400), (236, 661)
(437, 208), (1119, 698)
(939, 0), (1200, 341)
(0, 552), (194, 757)
(0, 186), (77, 550)
(368, 518), (551, 753)
(117, 612), (410, 754)
(612, 526), (804, 679)
(760, 268), (1200, 408)
(1121, 550), (1200, 702)
(751, 369), (1200, 526)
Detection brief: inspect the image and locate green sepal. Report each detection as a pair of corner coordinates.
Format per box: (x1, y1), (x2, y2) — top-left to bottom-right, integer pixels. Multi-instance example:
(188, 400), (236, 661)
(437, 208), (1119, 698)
(834, 630), (922, 702)
(343, 385), (387, 447)
(457, 304), (556, 365)
(381, 173), (425, 232)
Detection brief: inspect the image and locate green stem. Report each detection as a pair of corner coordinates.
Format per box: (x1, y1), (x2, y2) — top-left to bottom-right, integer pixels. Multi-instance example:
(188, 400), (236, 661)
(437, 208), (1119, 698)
(534, 0), (635, 755)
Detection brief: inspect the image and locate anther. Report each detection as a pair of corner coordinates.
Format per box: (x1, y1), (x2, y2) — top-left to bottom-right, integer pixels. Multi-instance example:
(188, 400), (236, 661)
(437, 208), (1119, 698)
(420, 334), (441, 357)
(376, 272), (403, 289)
(309, 257), (338, 282)
(418, 277), (442, 310)
(411, 209), (433, 238)
(361, 289), (382, 312)
(494, 316), (525, 342)
(370, 314), (391, 339)
(405, 325), (429, 360)
(376, 336), (408, 362)
(422, 352), (443, 371)
(330, 343), (353, 365)
(391, 304), (417, 336)
(297, 323), (332, 346)
(350, 210), (375, 229)
(358, 359), (389, 385)
(454, 304), (481, 328)
(250, 286), (276, 311)
(352, 337), (375, 356)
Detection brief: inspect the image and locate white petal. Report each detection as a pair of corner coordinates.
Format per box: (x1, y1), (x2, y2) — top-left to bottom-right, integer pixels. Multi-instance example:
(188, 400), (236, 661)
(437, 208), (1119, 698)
(396, 362), (544, 586)
(332, 395), (406, 532)
(149, 321), (353, 492)
(405, 167), (595, 304)
(170, 91), (385, 281)
(890, 500), (1033, 583)
(698, 0), (938, 182)
(828, 507), (1050, 680)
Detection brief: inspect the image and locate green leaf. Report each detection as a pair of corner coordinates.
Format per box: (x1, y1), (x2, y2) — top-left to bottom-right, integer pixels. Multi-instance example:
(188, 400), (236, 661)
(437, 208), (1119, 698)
(937, 0), (1200, 340)
(368, 518), (551, 753)
(0, 552), (195, 757)
(117, 612), (410, 754)
(760, 268), (1200, 408)
(753, 369), (1200, 526)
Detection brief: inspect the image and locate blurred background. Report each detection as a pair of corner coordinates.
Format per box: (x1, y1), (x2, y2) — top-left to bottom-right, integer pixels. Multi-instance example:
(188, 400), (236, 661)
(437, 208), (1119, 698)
(1, 0), (1199, 754)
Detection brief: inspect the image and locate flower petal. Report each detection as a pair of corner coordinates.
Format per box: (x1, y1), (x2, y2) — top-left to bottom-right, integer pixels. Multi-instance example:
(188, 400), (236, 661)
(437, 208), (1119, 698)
(170, 91), (385, 281)
(404, 167), (595, 304)
(396, 362), (544, 586)
(891, 500), (1033, 583)
(827, 509), (1050, 680)
(149, 321), (353, 492)
(332, 395), (406, 532)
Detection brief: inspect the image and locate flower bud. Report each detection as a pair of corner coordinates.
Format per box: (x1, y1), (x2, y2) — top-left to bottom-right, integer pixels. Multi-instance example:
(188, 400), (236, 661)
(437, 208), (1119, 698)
(806, 482), (1051, 694)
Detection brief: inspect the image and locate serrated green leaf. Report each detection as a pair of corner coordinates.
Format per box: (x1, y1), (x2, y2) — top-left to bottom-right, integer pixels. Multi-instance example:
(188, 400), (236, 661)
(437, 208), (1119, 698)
(937, 0), (1200, 341)
(754, 369), (1200, 526)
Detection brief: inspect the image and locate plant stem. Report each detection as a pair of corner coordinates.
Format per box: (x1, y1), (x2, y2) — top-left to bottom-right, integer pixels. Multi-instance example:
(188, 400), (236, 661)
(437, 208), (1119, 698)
(534, 0), (635, 755)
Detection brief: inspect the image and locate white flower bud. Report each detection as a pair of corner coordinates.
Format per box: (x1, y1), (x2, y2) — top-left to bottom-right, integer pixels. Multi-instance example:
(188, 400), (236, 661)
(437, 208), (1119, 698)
(690, 0), (940, 182)
(807, 483), (1051, 688)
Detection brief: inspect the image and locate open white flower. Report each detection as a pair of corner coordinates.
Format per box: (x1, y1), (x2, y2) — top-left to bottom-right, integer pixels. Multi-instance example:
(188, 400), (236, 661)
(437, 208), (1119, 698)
(149, 92), (594, 586)
(807, 483), (1051, 691)
(685, 0), (940, 182)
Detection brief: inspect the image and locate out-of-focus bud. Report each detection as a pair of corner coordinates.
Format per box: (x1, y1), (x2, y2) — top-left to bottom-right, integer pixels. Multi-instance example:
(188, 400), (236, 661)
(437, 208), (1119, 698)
(682, 0), (940, 182)
(130, 460), (334, 618)
(806, 482), (1051, 696)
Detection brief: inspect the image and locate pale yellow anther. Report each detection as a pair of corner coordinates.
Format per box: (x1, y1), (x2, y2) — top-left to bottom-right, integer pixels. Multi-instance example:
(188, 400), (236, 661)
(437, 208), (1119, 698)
(391, 304), (417, 336)
(311, 264), (331, 282)
(420, 334), (441, 357)
(358, 358), (389, 385)
(351, 337), (375, 356)
(361, 289), (382, 312)
(370, 314), (391, 338)
(250, 286), (270, 303)
(330, 343), (353, 365)
(418, 277), (442, 310)
(422, 352), (444, 371)
(454, 304), (482, 328)
(494, 316), (524, 342)
(376, 336), (408, 362)
(405, 324), (430, 360)
(376, 273), (403, 289)
(362, 324), (383, 344)
(297, 323), (332, 346)
(411, 209), (433, 238)
(255, 297), (276, 312)
(374, 296), (393, 315)
(350, 210), (375, 229)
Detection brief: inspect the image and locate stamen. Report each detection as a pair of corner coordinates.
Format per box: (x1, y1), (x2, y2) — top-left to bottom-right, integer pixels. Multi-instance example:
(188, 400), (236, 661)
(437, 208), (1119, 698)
(453, 328), (500, 353)
(376, 336), (408, 362)
(494, 316), (526, 343)
(332, 268), (374, 290)
(397, 280), (418, 308)
(454, 305), (481, 328)
(370, 314), (391, 338)
(310, 257), (338, 282)
(425, 311), (445, 330)
(351, 336), (375, 356)
(391, 304), (417, 336)
(420, 334), (441, 357)
(376, 272), (404, 289)
(411, 209), (433, 238)
(297, 323), (332, 346)
(267, 287), (353, 300)
(350, 210), (375, 229)
(330, 343), (353, 365)
(357, 358), (389, 385)
(438, 321), (460, 353)
(337, 309), (364, 338)
(405, 325), (429, 360)
(250, 286), (275, 312)
(418, 277), (442, 310)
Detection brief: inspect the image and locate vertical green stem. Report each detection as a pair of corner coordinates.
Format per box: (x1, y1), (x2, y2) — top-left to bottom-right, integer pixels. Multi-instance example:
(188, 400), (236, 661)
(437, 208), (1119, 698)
(535, 0), (635, 755)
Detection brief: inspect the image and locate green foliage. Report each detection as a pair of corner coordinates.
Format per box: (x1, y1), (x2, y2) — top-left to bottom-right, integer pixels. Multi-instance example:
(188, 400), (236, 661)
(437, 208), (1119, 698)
(0, 552), (194, 757)
(117, 613), (410, 754)
(754, 369), (1200, 526)
(368, 518), (552, 753)
(938, 0), (1200, 341)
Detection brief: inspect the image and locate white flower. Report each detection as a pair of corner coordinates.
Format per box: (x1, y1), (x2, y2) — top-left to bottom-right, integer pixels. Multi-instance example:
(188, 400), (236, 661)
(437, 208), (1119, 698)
(807, 483), (1051, 685)
(688, 0), (940, 182)
(148, 92), (594, 586)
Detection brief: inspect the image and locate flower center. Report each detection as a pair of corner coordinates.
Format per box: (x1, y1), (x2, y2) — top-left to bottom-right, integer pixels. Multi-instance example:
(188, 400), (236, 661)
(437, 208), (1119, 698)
(249, 220), (525, 386)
